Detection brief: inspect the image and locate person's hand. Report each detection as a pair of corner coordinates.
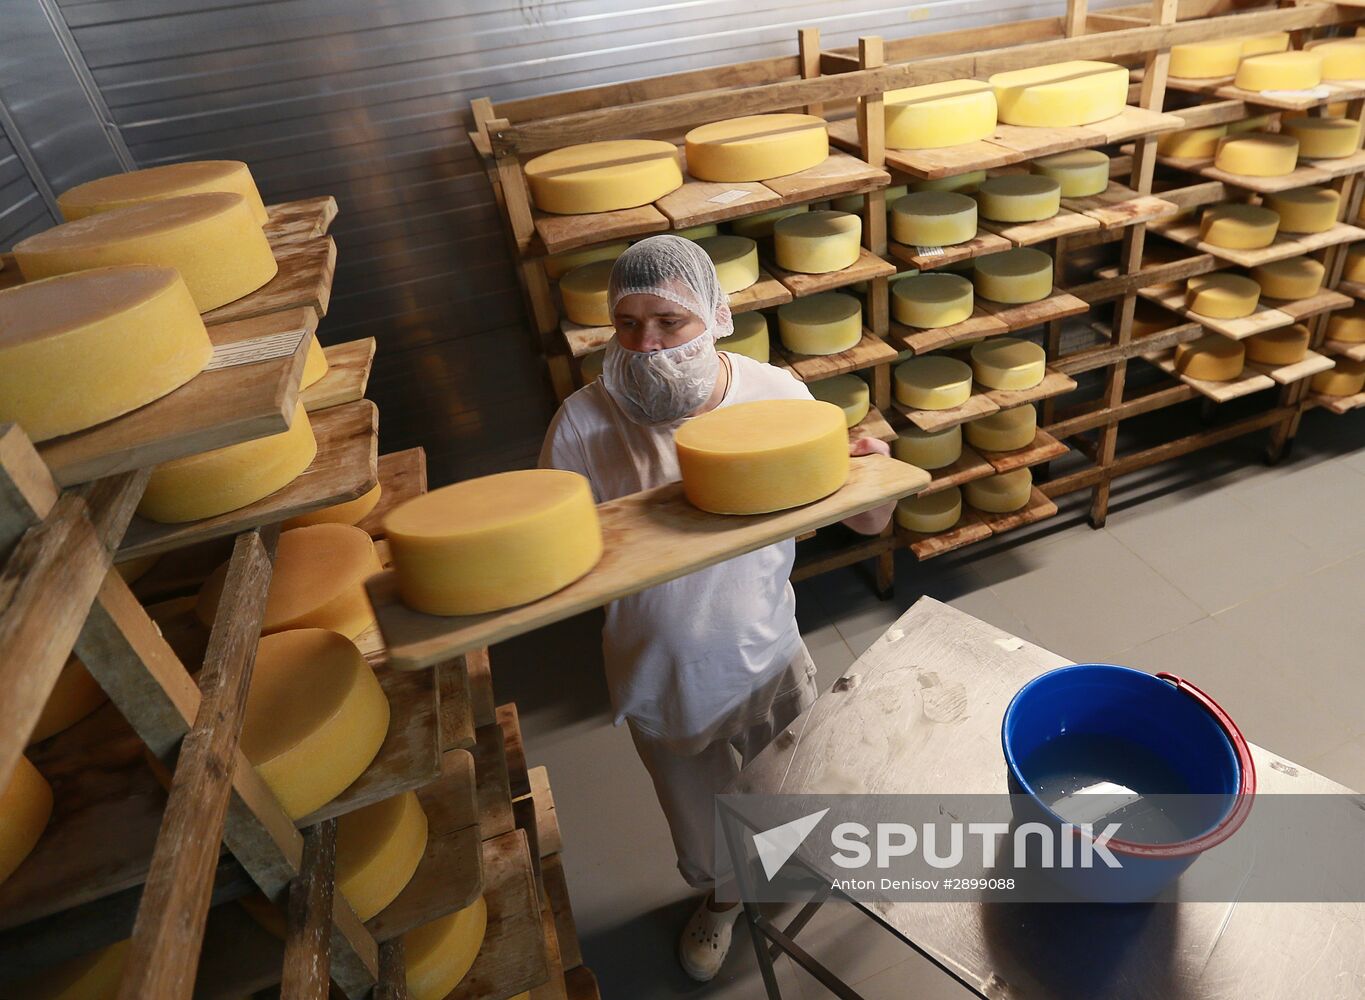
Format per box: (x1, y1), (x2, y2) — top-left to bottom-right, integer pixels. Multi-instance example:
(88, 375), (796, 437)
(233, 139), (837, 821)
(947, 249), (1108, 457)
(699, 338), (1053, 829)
(842, 436), (895, 535)
(849, 436), (891, 458)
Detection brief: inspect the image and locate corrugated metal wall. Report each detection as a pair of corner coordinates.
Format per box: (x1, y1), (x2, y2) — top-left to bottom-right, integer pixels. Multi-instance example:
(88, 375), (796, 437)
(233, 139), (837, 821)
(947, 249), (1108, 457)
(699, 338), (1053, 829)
(2, 0), (1091, 485)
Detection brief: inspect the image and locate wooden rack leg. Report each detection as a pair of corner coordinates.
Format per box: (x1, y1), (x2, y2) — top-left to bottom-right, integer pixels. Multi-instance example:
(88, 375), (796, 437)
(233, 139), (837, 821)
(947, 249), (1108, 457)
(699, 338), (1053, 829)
(281, 821), (340, 1000)
(374, 939), (408, 1000)
(799, 28), (823, 118)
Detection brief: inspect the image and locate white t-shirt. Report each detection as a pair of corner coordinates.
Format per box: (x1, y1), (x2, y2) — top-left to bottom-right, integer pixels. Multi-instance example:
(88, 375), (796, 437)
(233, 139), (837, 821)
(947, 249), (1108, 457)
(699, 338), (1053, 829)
(539, 353), (814, 747)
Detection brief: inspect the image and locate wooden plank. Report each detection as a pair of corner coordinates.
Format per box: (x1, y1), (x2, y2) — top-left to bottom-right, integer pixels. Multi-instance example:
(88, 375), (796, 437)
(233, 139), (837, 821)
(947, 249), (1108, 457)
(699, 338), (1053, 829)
(899, 508), (991, 560)
(541, 853), (580, 972)
(725, 270), (792, 313)
(559, 320), (614, 359)
(978, 207), (1101, 246)
(1137, 280), (1298, 340)
(887, 229), (1012, 271)
(972, 485), (1060, 534)
(280, 821), (338, 1000)
(978, 428), (1070, 473)
(1247, 349), (1335, 385)
(1061, 182), (1179, 230)
(263, 196), (338, 245)
(375, 940), (408, 1000)
(498, 704), (530, 800)
(1165, 74), (1365, 112)
(526, 768), (562, 860)
(1155, 149), (1365, 195)
(203, 237), (336, 326)
(771, 329), (899, 382)
(368, 455), (930, 669)
(764, 246), (896, 297)
(917, 444), (996, 496)
(981, 369), (1079, 410)
(532, 204), (669, 256)
(302, 338), (376, 413)
(1337, 279), (1365, 300)
(0, 423), (58, 555)
(438, 660), (476, 752)
(564, 967), (600, 1000)
(894, 392), (1000, 433)
(1076, 255), (1220, 303)
(466, 649), (496, 729)
(1322, 338), (1365, 362)
(976, 291), (1091, 331)
(359, 448), (428, 539)
(1141, 350), (1276, 401)
(1309, 389), (1365, 413)
(1150, 218), (1365, 268)
(891, 307), (1009, 355)
(528, 902), (566, 1000)
(848, 406), (897, 445)
(759, 148), (890, 202)
(471, 722), (515, 841)
(1279, 289), (1354, 323)
(653, 175), (783, 228)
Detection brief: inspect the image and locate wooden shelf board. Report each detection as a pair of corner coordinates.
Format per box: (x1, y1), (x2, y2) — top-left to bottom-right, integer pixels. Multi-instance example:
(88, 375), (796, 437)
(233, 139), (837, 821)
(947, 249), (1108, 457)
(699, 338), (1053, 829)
(759, 148), (890, 202)
(892, 307), (1009, 355)
(560, 319), (614, 359)
(977, 290), (1090, 329)
(542, 853), (582, 972)
(302, 337), (375, 413)
(848, 406), (897, 445)
(1309, 389), (1365, 413)
(358, 447), (428, 539)
(1142, 350), (1276, 401)
(978, 428), (1069, 473)
(1137, 281), (1319, 340)
(893, 369), (1077, 433)
(1322, 338), (1365, 361)
(202, 235), (336, 326)
(438, 662), (477, 753)
(499, 704), (530, 800)
(918, 444), (996, 496)
(1165, 75), (1365, 111)
(654, 173), (783, 229)
(533, 203), (669, 256)
(116, 399), (379, 561)
(899, 509), (991, 560)
(471, 721), (515, 841)
(1247, 348), (1335, 385)
(982, 369), (1079, 410)
(1337, 279), (1365, 300)
(527, 768), (562, 861)
(564, 967), (602, 1000)
(772, 329), (899, 381)
(978, 207), (1101, 246)
(38, 306), (315, 488)
(263, 196), (338, 246)
(369, 454), (929, 669)
(1279, 288), (1354, 322)
(765, 246), (896, 297)
(1061, 183), (1179, 230)
(971, 486), (1059, 534)
(1151, 218), (1365, 268)
(1155, 148), (1365, 194)
(729, 269), (793, 312)
(888, 229), (1012, 271)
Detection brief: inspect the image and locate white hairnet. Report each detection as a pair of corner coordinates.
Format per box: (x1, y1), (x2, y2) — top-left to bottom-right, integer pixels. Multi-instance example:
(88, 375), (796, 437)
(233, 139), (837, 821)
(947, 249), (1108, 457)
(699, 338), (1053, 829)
(607, 234), (734, 340)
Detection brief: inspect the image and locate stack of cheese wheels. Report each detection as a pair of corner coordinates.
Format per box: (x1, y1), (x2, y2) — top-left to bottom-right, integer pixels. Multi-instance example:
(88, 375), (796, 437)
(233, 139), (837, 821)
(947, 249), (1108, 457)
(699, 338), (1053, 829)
(1245, 323), (1311, 365)
(28, 656), (108, 746)
(0, 266), (212, 443)
(773, 211), (861, 273)
(1241, 33), (1290, 57)
(1158, 124), (1228, 159)
(524, 140), (682, 214)
(283, 481), (383, 530)
(1266, 187), (1340, 234)
(894, 356), (973, 410)
(240, 628), (389, 819)
(1311, 357), (1365, 395)
(777, 293), (862, 355)
(302, 335), (329, 389)
(883, 80), (997, 149)
(966, 468), (1033, 513)
(138, 400), (318, 523)
(1169, 39), (1245, 79)
(974, 247), (1053, 304)
(1235, 51), (1322, 91)
(559, 260), (614, 327)
(1252, 256), (1324, 300)
(544, 241), (628, 281)
(718, 312), (770, 362)
(1033, 150), (1110, 198)
(970, 338), (1046, 390)
(1282, 116), (1362, 159)
(976, 175), (1061, 223)
(1200, 204), (1279, 249)
(674, 399), (849, 514)
(808, 374), (870, 428)
(1185, 273), (1261, 318)
(730, 205), (808, 239)
(890, 192), (977, 247)
(385, 469), (602, 617)
(913, 170), (987, 193)
(684, 114), (828, 181)
(989, 61), (1129, 127)
(404, 897), (488, 1000)
(1305, 38), (1365, 80)
(1214, 133), (1298, 176)
(0, 755), (52, 885)
(1349, 244), (1365, 283)
(57, 161), (268, 225)
(13, 193), (278, 312)
(891, 273), (973, 329)
(896, 488), (963, 534)
(894, 424), (962, 470)
(336, 791), (429, 920)
(1174, 334), (1246, 381)
(197, 523), (383, 638)
(697, 235), (759, 293)
(966, 404), (1037, 452)
(579, 350), (605, 384)
(1328, 303), (1365, 341)
(3, 939), (130, 1000)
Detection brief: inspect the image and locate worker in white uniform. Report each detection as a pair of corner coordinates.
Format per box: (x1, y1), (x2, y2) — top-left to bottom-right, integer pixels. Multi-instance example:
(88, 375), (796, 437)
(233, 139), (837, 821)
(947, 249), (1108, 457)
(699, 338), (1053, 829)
(540, 235), (893, 981)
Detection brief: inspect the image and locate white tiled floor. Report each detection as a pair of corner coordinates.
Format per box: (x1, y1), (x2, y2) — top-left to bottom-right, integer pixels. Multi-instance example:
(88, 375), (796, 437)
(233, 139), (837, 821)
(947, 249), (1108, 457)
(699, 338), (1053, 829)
(491, 409), (1365, 999)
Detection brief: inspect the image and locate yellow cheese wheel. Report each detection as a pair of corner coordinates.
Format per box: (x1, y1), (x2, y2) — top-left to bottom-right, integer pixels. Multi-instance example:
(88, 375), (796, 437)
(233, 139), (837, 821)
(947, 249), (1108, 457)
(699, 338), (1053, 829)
(718, 311), (770, 362)
(893, 424), (962, 470)
(832, 185), (907, 213)
(975, 175), (1061, 223)
(1199, 204), (1279, 249)
(1251, 256), (1324, 300)
(138, 400), (317, 523)
(896, 487), (963, 533)
(965, 404), (1037, 452)
(1185, 273), (1261, 318)
(891, 273), (974, 329)
(1266, 186), (1340, 234)
(974, 247), (1053, 304)
(385, 470), (602, 616)
(1245, 323), (1310, 365)
(524, 140), (682, 214)
(14, 193), (278, 312)
(579, 350), (604, 383)
(1214, 133), (1298, 176)
(728, 204), (808, 239)
(559, 260), (613, 327)
(1234, 51), (1322, 92)
(1032, 149), (1110, 197)
(0, 265), (212, 442)
(912, 170), (987, 193)
(283, 481), (383, 530)
(674, 399), (849, 514)
(302, 334), (329, 389)
(970, 337), (1046, 390)
(58, 161), (268, 225)
(1311, 357), (1365, 395)
(0, 756), (52, 886)
(684, 114), (828, 182)
(1169, 39), (1244, 79)
(1282, 116), (1361, 159)
(777, 293), (862, 356)
(196, 523), (383, 638)
(773, 210), (861, 274)
(989, 61), (1129, 127)
(5, 939), (130, 1000)
(1174, 335), (1246, 381)
(543, 241), (628, 280)
(28, 656), (107, 746)
(1345, 244), (1365, 283)
(808, 374), (870, 427)
(1326, 101), (1350, 118)
(965, 468), (1033, 513)
(1158, 124), (1228, 159)
(241, 628), (389, 819)
(404, 897), (488, 1000)
(697, 235), (759, 293)
(1306, 39), (1365, 81)
(890, 192), (977, 246)
(883, 80), (997, 149)
(115, 553), (159, 584)
(1328, 305), (1365, 342)
(894, 356), (973, 409)
(1241, 33), (1290, 57)
(337, 791), (429, 921)
(676, 223), (720, 240)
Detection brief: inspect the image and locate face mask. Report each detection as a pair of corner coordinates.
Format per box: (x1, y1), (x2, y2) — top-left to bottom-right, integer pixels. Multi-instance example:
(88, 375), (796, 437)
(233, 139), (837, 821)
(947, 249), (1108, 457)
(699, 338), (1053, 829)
(601, 330), (719, 426)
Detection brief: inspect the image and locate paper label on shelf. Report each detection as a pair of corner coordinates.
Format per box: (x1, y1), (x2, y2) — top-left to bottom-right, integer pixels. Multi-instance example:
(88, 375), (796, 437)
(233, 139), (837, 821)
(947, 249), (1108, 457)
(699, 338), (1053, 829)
(708, 189), (753, 205)
(205, 330), (309, 371)
(1260, 86), (1332, 100)
(916, 246), (946, 257)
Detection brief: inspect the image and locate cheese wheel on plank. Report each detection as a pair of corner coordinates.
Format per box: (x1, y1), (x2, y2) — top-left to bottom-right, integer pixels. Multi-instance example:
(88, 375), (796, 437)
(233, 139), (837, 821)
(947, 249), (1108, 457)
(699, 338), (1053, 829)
(894, 356), (973, 409)
(883, 80), (997, 149)
(240, 628), (389, 819)
(974, 247), (1053, 304)
(524, 140), (682, 214)
(1266, 186), (1340, 234)
(1282, 117), (1361, 159)
(0, 266), (212, 442)
(912, 170), (987, 193)
(976, 175), (1061, 223)
(965, 404), (1037, 452)
(970, 337), (1046, 390)
(1305, 39), (1365, 80)
(543, 241), (628, 280)
(729, 204), (808, 239)
(302, 334), (329, 388)
(1234, 51), (1322, 92)
(58, 161), (268, 225)
(283, 481), (383, 530)
(1031, 150), (1110, 197)
(1158, 125), (1228, 159)
(773, 210), (861, 274)
(896, 487), (962, 534)
(808, 374), (870, 428)
(559, 260), (614, 327)
(13, 193), (278, 312)
(676, 223), (720, 240)
(28, 656), (108, 746)
(1169, 39), (1244, 79)
(684, 114), (828, 182)
(1251, 257), (1324, 300)
(697, 235), (758, 293)
(718, 311), (770, 362)
(1175, 335), (1246, 381)
(1345, 245), (1365, 283)
(1185, 273), (1261, 318)
(989, 61), (1129, 127)
(1311, 357), (1365, 395)
(1199, 204), (1279, 249)
(1245, 324), (1310, 365)
(404, 897), (488, 1000)
(892, 273), (973, 329)
(965, 468), (1033, 513)
(337, 791), (429, 920)
(4, 939), (130, 1000)
(1241, 33), (1290, 57)
(1214, 133), (1298, 176)
(673, 399), (849, 514)
(894, 424), (962, 470)
(138, 400), (317, 523)
(1328, 304), (1365, 342)
(777, 293), (862, 356)
(0, 755), (52, 886)
(890, 191), (977, 247)
(1326, 101), (1350, 118)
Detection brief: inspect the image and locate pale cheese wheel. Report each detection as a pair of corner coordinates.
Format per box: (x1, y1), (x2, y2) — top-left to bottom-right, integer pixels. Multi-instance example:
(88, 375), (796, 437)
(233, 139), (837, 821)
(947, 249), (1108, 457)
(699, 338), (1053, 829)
(965, 468), (1032, 513)
(337, 791), (429, 921)
(302, 334), (329, 389)
(965, 404), (1037, 452)
(697, 234), (759, 293)
(1174, 335), (1246, 381)
(912, 171), (987, 193)
(1032, 149), (1110, 197)
(579, 349), (604, 383)
(685, 114), (828, 182)
(1245, 323), (1311, 365)
(989, 61), (1129, 128)
(1311, 357), (1365, 395)
(676, 223), (720, 240)
(1345, 245), (1365, 283)
(728, 204), (808, 239)
(1234, 51), (1322, 92)
(404, 897), (488, 1000)
(283, 481), (383, 530)
(524, 140), (682, 214)
(832, 185), (907, 213)
(890, 191), (977, 247)
(543, 241), (628, 281)
(970, 337), (1045, 390)
(894, 356), (973, 409)
(1185, 273), (1261, 318)
(0, 756), (52, 886)
(975, 175), (1061, 223)
(58, 161), (268, 225)
(13, 193), (278, 312)
(808, 374), (870, 428)
(718, 311), (770, 362)
(0, 265), (212, 442)
(1241, 33), (1290, 57)
(1170, 39), (1244, 79)
(1282, 116), (1361, 159)
(1328, 305), (1365, 343)
(1266, 186), (1340, 234)
(28, 656), (107, 746)
(1158, 124), (1228, 159)
(138, 400), (317, 523)
(1305, 39), (1365, 80)
(773, 210), (861, 274)
(1227, 114), (1275, 134)
(674, 399), (849, 514)
(559, 260), (613, 327)
(1199, 204), (1279, 249)
(777, 293), (862, 355)
(883, 80), (997, 149)
(891, 273), (973, 329)
(196, 523), (383, 638)
(1214, 133), (1298, 176)
(893, 424), (962, 470)
(6, 939), (130, 1000)
(1251, 256), (1324, 300)
(896, 488), (963, 533)
(974, 247), (1053, 304)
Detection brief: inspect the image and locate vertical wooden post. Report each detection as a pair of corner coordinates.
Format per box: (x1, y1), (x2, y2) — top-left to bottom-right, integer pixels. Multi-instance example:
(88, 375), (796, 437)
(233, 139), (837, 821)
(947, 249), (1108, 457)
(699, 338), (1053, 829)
(799, 28), (823, 119)
(1065, 0), (1090, 39)
(280, 821), (340, 1000)
(373, 940), (409, 1000)
(487, 118), (536, 255)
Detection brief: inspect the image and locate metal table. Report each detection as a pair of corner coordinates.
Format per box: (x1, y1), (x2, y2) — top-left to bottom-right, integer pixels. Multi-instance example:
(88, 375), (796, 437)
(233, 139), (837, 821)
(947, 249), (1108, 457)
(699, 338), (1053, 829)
(727, 597), (1365, 1000)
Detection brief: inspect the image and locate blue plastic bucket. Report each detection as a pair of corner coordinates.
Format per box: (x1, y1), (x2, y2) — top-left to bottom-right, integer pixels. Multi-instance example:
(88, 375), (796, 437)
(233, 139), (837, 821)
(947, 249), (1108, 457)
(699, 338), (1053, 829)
(1001, 665), (1255, 902)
